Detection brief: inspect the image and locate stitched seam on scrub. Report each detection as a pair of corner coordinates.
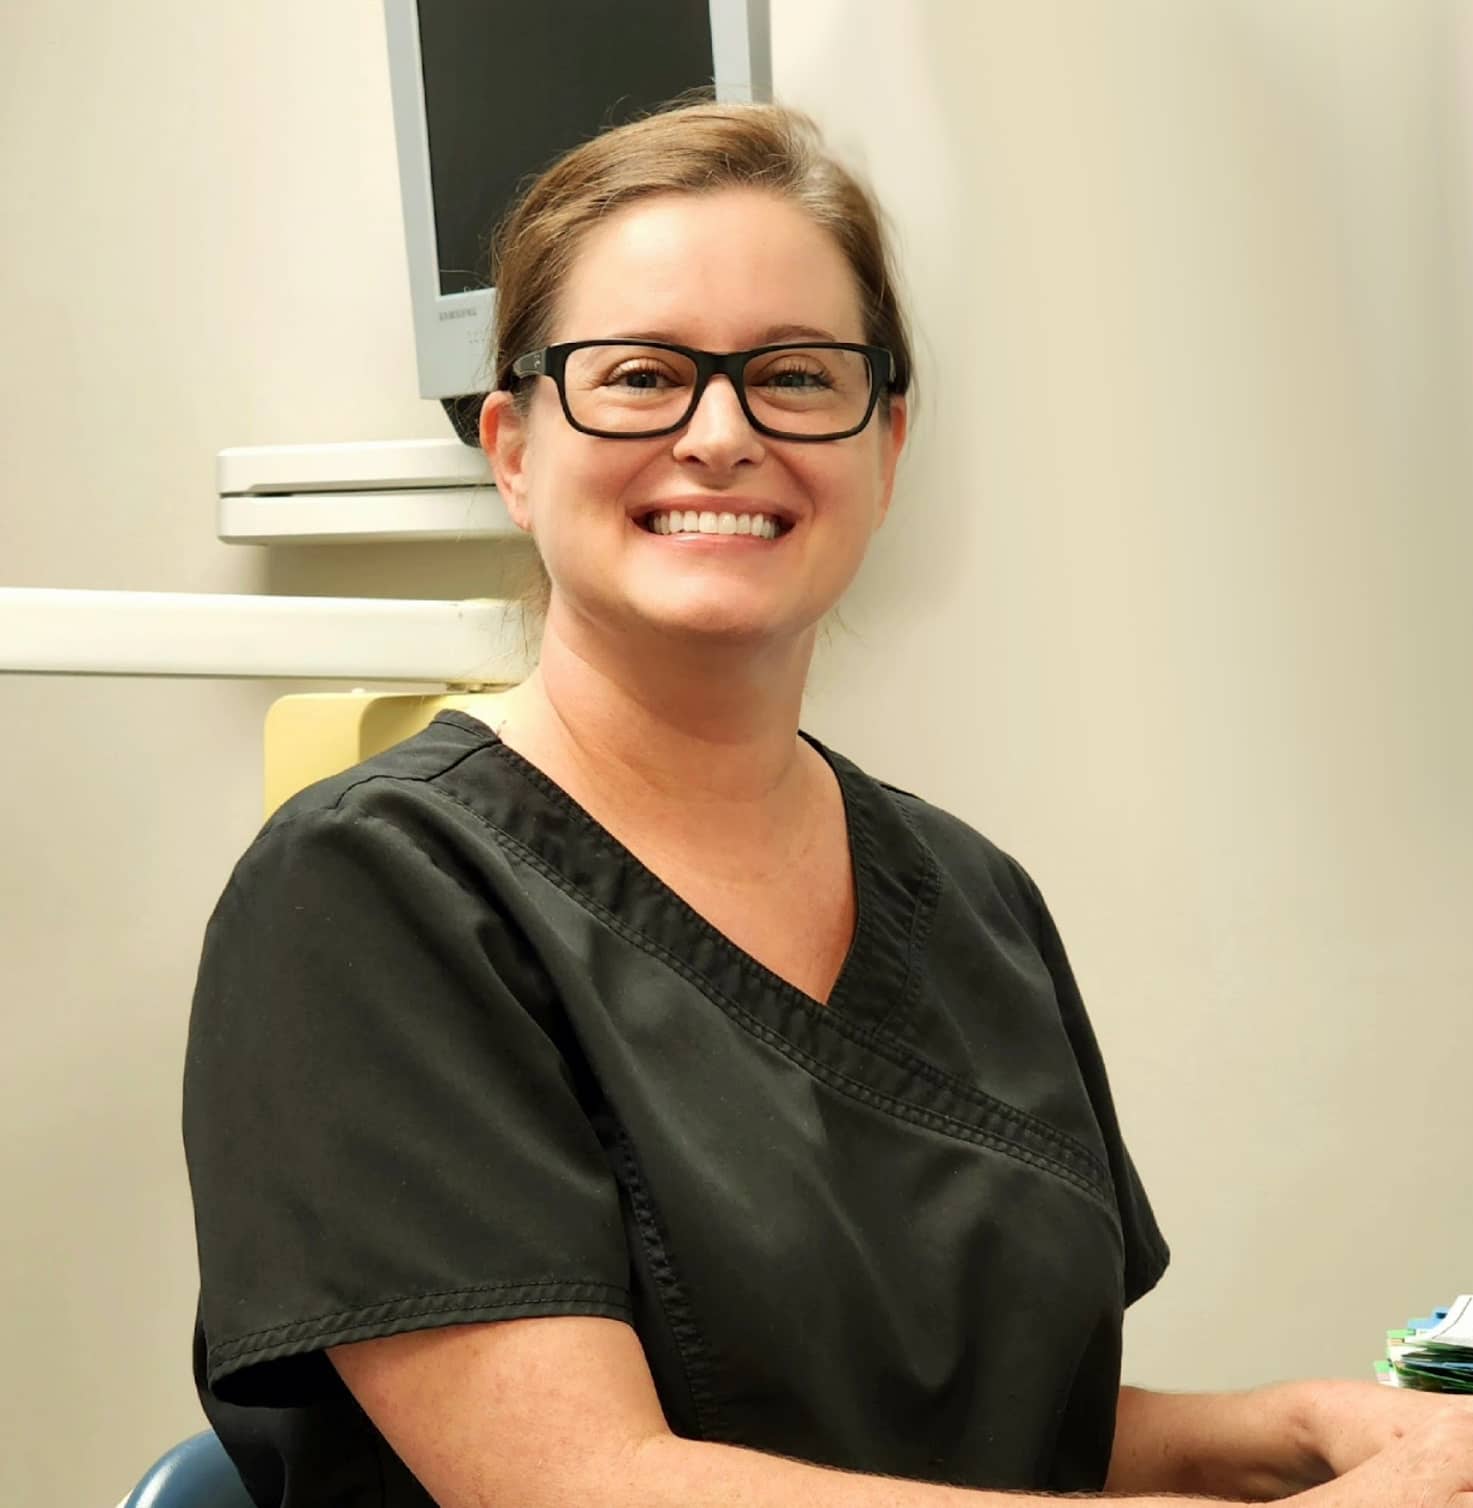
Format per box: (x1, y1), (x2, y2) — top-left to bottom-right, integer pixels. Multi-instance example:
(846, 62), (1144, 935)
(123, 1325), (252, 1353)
(879, 794), (944, 1045)
(835, 758), (909, 1035)
(607, 1122), (727, 1443)
(413, 789), (1118, 1212)
(472, 745), (934, 1070)
(419, 770), (1113, 1192)
(256, 733), (491, 840)
(467, 747), (1109, 1184)
(211, 1279), (631, 1362)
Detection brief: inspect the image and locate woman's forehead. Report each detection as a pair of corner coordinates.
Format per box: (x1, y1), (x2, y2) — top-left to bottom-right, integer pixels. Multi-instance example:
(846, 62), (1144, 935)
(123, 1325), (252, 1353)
(552, 189), (866, 345)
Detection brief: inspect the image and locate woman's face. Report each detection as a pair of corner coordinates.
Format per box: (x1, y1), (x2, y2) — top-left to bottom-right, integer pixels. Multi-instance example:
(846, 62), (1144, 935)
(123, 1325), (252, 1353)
(482, 187), (908, 653)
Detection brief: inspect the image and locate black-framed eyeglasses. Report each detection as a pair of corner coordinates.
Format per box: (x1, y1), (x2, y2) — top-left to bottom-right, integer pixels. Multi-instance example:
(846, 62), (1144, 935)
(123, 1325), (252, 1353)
(506, 340), (897, 442)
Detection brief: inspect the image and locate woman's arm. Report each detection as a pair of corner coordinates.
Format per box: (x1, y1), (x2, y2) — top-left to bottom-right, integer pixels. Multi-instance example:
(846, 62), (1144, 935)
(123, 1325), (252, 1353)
(1107, 1378), (1473, 1500)
(1106, 1382), (1322, 1499)
(331, 1318), (1246, 1508)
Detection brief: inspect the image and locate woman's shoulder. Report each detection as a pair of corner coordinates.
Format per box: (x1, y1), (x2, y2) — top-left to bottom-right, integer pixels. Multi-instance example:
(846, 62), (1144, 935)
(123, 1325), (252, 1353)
(219, 711), (517, 911)
(263, 710), (499, 833)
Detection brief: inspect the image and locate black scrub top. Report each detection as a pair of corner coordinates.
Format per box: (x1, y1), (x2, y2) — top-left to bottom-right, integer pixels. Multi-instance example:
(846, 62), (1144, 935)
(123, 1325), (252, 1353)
(183, 710), (1168, 1507)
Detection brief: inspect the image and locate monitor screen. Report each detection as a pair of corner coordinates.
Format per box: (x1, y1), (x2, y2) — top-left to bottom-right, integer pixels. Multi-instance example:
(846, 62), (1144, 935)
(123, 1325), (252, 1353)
(420, 2), (716, 299)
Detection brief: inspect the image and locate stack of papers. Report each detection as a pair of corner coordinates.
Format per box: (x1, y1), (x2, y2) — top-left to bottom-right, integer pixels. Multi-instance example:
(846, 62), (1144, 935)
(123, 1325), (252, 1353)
(1375, 1294), (1473, 1391)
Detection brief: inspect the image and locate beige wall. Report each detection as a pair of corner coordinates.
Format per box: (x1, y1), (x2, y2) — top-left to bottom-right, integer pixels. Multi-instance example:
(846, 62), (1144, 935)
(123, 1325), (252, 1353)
(2, 2), (1468, 1501)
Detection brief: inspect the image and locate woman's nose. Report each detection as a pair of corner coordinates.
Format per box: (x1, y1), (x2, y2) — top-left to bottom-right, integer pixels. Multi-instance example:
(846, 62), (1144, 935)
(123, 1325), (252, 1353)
(671, 375), (765, 468)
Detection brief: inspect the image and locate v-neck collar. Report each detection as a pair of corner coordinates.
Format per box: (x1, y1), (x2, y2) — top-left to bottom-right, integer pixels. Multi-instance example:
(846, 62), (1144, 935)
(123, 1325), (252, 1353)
(429, 709), (937, 1047)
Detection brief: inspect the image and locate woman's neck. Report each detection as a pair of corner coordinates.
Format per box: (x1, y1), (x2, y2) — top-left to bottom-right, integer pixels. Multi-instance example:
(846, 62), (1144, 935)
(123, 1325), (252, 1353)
(491, 607), (824, 860)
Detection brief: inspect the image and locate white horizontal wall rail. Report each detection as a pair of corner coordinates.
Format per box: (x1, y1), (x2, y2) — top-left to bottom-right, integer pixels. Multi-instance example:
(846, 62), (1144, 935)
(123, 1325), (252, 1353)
(0, 589), (518, 684)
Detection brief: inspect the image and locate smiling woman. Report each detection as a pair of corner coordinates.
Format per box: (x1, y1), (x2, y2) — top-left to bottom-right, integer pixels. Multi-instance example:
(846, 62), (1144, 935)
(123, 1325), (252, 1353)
(477, 181), (909, 658)
(470, 97), (916, 657)
(178, 96), (1356, 1508)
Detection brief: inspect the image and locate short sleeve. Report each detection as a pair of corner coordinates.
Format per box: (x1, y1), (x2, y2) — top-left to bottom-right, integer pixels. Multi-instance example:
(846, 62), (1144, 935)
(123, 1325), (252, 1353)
(1012, 864), (1171, 1308)
(183, 803), (631, 1408)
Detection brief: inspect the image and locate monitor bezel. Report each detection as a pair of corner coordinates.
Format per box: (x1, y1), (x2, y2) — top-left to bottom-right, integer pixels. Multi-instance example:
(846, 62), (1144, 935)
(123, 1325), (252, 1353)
(383, 0), (773, 406)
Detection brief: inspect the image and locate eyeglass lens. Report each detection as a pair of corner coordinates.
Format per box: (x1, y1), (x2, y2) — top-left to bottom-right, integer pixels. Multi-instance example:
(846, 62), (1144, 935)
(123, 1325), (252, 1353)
(562, 344), (875, 437)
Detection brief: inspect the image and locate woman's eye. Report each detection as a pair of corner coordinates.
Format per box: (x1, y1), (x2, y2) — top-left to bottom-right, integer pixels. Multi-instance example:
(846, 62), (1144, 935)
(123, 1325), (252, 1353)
(608, 365), (674, 389)
(758, 365), (833, 390)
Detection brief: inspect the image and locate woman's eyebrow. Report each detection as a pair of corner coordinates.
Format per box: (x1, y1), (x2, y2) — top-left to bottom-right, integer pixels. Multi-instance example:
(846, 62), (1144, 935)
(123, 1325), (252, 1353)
(610, 324), (840, 344)
(759, 324), (840, 343)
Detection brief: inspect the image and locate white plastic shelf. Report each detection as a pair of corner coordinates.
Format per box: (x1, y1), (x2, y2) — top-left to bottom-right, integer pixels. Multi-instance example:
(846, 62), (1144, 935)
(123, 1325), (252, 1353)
(216, 438), (518, 544)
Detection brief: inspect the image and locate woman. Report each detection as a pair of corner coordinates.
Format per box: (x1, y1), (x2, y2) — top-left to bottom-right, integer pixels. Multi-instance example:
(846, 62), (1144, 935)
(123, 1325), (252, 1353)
(183, 99), (1473, 1508)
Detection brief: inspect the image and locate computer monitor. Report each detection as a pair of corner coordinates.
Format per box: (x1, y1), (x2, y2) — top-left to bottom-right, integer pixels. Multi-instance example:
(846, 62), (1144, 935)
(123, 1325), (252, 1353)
(383, 0), (773, 442)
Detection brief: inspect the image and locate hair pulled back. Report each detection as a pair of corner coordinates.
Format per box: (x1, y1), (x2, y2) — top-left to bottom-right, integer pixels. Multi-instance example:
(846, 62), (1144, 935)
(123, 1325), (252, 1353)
(487, 93), (915, 420)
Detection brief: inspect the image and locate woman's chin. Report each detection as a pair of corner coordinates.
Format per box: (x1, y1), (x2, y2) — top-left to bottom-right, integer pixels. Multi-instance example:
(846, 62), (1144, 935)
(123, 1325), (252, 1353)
(623, 588), (807, 649)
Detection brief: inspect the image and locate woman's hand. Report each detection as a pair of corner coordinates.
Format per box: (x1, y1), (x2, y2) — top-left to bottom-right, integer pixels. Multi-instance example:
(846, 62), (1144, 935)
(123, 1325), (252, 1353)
(1292, 1401), (1473, 1506)
(1297, 1377), (1473, 1481)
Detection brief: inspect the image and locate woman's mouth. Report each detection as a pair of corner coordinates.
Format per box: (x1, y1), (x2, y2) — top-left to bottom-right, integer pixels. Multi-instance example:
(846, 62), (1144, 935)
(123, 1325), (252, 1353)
(637, 509), (791, 539)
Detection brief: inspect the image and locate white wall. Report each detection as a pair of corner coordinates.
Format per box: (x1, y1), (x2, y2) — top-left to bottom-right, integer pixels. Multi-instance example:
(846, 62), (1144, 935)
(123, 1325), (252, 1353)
(2, 2), (1468, 1501)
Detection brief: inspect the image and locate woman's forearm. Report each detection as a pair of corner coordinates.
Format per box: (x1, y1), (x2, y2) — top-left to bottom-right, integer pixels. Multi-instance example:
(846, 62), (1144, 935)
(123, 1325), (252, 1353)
(620, 1431), (1250, 1508)
(1106, 1382), (1324, 1500)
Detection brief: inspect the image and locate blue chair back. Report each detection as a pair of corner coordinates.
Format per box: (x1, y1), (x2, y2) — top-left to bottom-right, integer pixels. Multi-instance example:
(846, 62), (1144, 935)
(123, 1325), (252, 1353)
(121, 1429), (254, 1508)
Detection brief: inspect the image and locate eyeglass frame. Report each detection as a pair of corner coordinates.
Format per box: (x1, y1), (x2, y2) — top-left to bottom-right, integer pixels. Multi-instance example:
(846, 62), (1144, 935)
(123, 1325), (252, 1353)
(506, 339), (899, 442)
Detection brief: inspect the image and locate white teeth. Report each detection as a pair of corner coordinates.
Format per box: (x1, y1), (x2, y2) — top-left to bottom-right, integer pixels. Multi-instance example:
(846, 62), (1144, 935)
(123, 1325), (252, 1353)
(642, 509), (784, 539)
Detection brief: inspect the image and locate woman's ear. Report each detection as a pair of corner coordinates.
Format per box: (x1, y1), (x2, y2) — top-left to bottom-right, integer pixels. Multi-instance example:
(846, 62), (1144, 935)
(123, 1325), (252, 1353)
(875, 394), (908, 528)
(480, 390), (534, 533)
